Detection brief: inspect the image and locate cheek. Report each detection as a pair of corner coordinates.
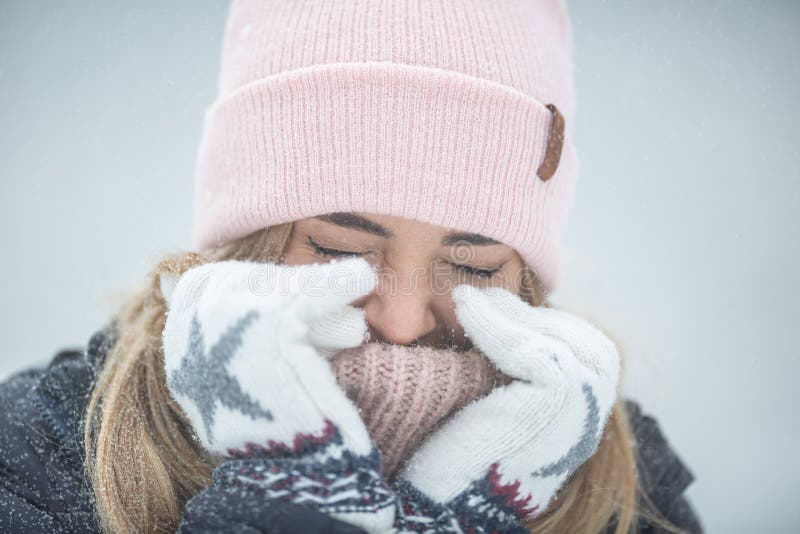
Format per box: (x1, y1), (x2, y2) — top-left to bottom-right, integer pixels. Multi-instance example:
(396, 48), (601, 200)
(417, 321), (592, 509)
(431, 293), (464, 334)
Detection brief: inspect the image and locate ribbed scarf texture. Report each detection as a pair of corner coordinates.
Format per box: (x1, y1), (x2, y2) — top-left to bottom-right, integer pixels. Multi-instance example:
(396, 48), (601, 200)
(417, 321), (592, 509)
(330, 342), (514, 480)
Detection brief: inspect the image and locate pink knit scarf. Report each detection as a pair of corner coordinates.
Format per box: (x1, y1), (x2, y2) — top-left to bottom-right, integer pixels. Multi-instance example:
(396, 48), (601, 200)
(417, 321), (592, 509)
(329, 342), (513, 481)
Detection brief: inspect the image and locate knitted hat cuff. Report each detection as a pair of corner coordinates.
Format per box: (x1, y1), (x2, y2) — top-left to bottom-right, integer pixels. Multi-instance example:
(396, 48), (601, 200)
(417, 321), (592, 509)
(192, 61), (577, 294)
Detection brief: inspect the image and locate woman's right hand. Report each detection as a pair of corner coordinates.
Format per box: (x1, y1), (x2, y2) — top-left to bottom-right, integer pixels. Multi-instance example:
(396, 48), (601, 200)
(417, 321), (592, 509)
(160, 257), (396, 533)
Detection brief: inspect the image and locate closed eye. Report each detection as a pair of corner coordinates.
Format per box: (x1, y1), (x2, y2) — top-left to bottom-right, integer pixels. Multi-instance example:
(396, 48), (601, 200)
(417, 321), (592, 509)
(308, 237), (500, 279)
(308, 236), (363, 258)
(452, 264), (501, 279)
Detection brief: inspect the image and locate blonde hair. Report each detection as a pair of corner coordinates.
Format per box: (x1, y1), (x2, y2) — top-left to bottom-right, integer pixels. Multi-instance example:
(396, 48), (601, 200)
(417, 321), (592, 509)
(84, 222), (686, 533)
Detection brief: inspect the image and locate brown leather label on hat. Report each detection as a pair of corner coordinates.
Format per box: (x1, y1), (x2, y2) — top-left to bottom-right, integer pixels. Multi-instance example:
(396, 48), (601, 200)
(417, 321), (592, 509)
(536, 103), (565, 182)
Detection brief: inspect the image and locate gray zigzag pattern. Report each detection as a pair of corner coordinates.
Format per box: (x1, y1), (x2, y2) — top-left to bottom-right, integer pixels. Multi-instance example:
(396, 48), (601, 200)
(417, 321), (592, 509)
(530, 382), (601, 478)
(168, 308), (273, 447)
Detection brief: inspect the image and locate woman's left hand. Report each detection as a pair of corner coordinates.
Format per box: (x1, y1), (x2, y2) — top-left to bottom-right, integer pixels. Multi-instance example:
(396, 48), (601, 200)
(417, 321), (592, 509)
(392, 284), (621, 532)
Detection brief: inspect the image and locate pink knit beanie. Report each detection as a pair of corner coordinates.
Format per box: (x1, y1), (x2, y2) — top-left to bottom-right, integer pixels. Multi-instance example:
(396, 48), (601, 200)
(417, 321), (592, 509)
(192, 0), (578, 294)
(329, 342), (514, 480)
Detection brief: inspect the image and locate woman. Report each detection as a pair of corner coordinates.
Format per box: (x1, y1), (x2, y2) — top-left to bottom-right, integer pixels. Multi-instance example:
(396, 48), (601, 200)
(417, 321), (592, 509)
(0, 1), (702, 533)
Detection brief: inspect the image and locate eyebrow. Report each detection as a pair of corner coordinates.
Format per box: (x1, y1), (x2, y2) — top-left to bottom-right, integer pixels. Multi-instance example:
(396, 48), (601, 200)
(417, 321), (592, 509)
(440, 232), (502, 246)
(313, 213), (503, 246)
(314, 213), (393, 238)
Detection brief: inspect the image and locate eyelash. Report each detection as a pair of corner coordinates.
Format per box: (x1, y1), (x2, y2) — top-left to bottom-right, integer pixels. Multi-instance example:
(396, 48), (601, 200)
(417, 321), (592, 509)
(454, 264), (501, 279)
(307, 237), (501, 279)
(308, 237), (362, 259)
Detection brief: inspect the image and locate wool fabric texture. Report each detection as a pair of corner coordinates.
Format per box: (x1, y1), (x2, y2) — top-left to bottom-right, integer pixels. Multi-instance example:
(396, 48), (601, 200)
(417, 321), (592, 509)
(329, 342), (514, 480)
(191, 0), (579, 295)
(392, 284), (622, 527)
(161, 258), (398, 531)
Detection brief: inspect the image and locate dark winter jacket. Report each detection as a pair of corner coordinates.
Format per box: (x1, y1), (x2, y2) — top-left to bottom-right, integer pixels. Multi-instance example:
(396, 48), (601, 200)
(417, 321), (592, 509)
(0, 321), (704, 533)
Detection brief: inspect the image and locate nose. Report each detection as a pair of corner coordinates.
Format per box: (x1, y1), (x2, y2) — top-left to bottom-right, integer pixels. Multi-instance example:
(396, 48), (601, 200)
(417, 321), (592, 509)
(358, 275), (438, 346)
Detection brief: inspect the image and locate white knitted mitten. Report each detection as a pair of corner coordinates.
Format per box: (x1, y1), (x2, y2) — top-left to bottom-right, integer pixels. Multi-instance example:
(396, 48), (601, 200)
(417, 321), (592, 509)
(160, 257), (395, 533)
(392, 284), (621, 533)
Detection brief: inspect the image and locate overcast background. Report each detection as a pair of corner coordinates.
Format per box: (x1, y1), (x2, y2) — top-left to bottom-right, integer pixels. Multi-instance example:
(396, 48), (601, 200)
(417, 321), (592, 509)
(1, 2), (798, 532)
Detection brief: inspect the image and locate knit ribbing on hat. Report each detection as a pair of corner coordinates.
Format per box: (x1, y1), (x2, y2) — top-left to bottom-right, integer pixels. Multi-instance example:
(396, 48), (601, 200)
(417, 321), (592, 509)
(329, 342), (514, 481)
(192, 0), (579, 294)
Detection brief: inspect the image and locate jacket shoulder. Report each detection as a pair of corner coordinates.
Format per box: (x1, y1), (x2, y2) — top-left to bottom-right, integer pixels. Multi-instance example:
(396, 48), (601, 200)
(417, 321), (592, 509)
(0, 323), (117, 533)
(620, 398), (704, 533)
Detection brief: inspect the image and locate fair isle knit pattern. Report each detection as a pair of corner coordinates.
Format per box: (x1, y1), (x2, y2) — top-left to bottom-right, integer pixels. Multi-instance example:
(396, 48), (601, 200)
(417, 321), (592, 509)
(216, 423), (395, 518)
(392, 470), (529, 534)
(192, 0), (579, 295)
